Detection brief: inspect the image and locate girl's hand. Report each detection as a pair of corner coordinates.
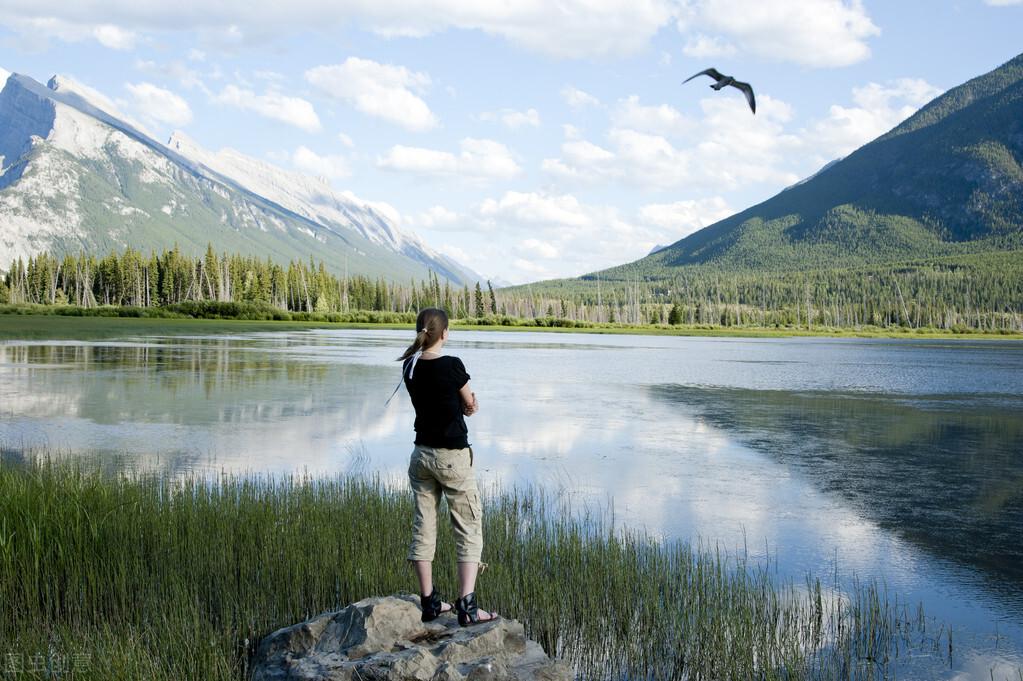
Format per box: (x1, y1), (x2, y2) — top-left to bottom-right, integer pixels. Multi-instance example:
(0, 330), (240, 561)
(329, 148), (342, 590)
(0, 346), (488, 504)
(459, 382), (477, 416)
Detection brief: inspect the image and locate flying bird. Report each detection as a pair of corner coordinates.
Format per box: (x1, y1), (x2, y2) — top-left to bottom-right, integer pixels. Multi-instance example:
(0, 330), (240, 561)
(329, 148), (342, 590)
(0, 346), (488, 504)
(682, 67), (756, 114)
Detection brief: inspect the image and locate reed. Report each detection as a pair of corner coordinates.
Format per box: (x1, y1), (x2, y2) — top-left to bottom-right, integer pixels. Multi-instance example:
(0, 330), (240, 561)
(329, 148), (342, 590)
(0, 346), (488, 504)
(1, 449), (932, 680)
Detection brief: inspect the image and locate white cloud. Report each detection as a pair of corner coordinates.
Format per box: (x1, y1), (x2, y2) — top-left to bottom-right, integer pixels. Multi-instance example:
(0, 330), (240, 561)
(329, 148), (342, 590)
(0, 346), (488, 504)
(541, 132), (643, 185)
(437, 243), (472, 264)
(509, 257), (553, 279)
(424, 204), (458, 223)
(518, 238), (560, 259)
(93, 24), (137, 50)
(545, 94), (802, 190)
(689, 95), (802, 185)
(479, 108), (540, 129)
(638, 197), (735, 241)
(606, 128), (691, 186)
(561, 86), (601, 108)
(378, 138), (521, 180)
(134, 59), (207, 92)
(547, 74), (940, 197)
(253, 69), (284, 82)
(292, 145), (349, 179)
(337, 132), (354, 148)
(8, 17), (85, 45)
(414, 205), (460, 229)
(984, 0), (1023, 4)
(677, 0), (880, 67)
(806, 78), (943, 158)
(479, 192), (591, 229)
(187, 48), (206, 62)
(612, 95), (695, 138)
(1, 0), (885, 63)
(125, 82), (193, 127)
(2, 17), (142, 51)
(215, 84), (321, 133)
(563, 139), (616, 164)
(305, 57), (436, 132)
(472, 190), (698, 282)
(201, 24), (246, 49)
(474, 191), (620, 280)
(681, 34), (736, 58)
(541, 139), (615, 180)
(379, 146), (454, 174)
(0, 2), (678, 58)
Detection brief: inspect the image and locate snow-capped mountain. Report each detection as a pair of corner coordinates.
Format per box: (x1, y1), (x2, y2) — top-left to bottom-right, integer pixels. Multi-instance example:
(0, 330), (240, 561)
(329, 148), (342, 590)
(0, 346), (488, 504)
(0, 71), (474, 284)
(166, 131), (431, 259)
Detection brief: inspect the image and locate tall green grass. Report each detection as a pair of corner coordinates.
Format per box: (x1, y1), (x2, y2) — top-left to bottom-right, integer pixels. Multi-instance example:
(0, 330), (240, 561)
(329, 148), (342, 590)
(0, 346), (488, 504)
(1, 450), (934, 680)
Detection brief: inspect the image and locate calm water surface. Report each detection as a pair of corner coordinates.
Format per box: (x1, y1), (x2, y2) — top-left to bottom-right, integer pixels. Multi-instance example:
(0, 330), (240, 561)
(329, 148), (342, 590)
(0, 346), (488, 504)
(1, 329), (1022, 679)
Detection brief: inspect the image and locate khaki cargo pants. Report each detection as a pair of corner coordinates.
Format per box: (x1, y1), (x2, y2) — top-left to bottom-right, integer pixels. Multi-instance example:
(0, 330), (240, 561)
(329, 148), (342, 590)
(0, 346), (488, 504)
(407, 444), (484, 564)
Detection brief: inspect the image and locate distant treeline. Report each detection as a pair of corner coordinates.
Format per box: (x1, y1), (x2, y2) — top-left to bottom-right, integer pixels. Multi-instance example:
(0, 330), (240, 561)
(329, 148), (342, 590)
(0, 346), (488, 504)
(0, 244), (498, 319)
(2, 245), (1022, 332)
(506, 252), (1023, 332)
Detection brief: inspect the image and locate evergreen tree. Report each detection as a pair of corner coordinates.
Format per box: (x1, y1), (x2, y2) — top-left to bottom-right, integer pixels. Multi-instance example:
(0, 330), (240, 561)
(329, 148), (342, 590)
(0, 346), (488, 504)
(203, 243), (220, 301)
(6, 242), (1021, 332)
(474, 282), (485, 318)
(487, 280), (497, 314)
(668, 303), (683, 325)
(460, 285), (471, 319)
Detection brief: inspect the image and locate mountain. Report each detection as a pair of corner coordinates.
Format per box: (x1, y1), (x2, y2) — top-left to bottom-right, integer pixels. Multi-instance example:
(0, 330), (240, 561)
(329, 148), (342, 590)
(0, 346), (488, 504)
(596, 52), (1023, 278)
(0, 72), (474, 284)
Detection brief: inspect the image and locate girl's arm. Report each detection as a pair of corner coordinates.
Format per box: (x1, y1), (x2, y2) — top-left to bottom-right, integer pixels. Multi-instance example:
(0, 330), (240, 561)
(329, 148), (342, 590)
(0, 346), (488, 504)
(459, 381), (478, 416)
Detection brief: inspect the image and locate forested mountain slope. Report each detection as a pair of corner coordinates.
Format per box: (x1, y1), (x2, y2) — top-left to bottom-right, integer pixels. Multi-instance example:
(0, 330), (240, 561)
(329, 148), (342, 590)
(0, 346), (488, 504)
(598, 51), (1023, 277)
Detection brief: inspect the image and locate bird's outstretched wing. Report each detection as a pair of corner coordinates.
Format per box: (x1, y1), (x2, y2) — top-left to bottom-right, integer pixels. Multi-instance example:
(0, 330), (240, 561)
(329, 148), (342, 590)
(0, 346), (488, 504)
(682, 67), (724, 84)
(730, 80), (756, 114)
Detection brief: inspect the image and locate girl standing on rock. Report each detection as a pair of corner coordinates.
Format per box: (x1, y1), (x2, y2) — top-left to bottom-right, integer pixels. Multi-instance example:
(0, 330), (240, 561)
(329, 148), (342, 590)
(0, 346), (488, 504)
(394, 307), (500, 626)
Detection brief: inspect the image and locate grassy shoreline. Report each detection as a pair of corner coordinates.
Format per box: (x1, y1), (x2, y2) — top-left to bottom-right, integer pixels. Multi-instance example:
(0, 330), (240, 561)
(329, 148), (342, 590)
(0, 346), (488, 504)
(2, 304), (1022, 341)
(0, 450), (938, 680)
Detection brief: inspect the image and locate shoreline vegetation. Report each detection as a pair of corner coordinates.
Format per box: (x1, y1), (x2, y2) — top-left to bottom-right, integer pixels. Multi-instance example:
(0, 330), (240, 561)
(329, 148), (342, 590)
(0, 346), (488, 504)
(3, 246), (1022, 338)
(2, 303), (1023, 342)
(0, 450), (949, 680)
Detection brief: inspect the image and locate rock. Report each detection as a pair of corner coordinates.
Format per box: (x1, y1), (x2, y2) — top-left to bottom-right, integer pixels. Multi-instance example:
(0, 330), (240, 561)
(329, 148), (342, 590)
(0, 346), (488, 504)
(250, 593), (574, 681)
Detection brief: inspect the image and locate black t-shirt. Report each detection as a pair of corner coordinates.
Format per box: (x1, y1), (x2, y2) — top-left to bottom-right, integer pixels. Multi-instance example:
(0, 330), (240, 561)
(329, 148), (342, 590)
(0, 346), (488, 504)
(403, 354), (471, 449)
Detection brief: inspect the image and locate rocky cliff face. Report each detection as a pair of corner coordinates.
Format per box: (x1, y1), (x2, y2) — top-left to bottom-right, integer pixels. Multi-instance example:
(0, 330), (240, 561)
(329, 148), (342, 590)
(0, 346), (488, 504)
(0, 75), (56, 190)
(250, 594), (574, 681)
(0, 72), (473, 284)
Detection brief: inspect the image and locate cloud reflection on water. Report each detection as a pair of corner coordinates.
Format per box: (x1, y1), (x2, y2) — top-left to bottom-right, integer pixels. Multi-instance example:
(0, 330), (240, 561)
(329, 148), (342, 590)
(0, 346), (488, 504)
(2, 330), (1023, 679)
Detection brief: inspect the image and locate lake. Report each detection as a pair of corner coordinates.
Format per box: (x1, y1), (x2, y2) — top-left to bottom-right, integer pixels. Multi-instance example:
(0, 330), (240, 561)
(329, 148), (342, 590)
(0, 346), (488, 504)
(1, 328), (1022, 680)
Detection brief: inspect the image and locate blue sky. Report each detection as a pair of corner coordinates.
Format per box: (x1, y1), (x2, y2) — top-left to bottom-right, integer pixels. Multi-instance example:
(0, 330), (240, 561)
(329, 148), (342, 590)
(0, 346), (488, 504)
(1, 0), (1021, 284)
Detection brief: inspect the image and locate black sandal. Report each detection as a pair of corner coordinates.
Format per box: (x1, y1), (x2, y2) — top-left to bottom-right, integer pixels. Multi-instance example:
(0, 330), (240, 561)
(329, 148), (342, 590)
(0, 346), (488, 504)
(454, 591), (500, 627)
(419, 587), (453, 622)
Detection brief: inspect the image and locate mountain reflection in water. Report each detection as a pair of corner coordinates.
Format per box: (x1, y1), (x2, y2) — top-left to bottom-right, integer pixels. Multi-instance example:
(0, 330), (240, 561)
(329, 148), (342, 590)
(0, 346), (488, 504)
(3, 330), (1023, 678)
(649, 384), (1023, 593)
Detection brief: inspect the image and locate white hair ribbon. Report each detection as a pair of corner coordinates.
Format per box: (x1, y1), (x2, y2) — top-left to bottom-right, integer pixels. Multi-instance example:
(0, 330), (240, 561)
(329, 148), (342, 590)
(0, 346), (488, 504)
(385, 349), (423, 406)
